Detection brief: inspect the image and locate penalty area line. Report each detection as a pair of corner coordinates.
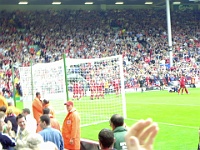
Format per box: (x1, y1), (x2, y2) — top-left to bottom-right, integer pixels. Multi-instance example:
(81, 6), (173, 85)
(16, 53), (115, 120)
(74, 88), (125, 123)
(126, 118), (198, 129)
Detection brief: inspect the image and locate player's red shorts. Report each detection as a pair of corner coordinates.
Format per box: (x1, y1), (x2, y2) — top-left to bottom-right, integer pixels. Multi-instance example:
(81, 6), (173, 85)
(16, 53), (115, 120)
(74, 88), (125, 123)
(180, 84), (186, 88)
(98, 90), (103, 93)
(73, 90), (78, 94)
(98, 87), (103, 91)
(115, 87), (120, 91)
(90, 89), (96, 92)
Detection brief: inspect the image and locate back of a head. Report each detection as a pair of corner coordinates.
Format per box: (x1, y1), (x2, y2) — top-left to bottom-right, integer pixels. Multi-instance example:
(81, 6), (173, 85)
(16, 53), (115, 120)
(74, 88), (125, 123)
(43, 108), (50, 115)
(0, 106), (7, 113)
(98, 128), (114, 149)
(43, 99), (49, 105)
(8, 101), (13, 106)
(110, 114), (124, 128)
(26, 133), (44, 149)
(40, 115), (50, 126)
(40, 141), (58, 150)
(18, 148), (32, 150)
(36, 92), (40, 97)
(6, 108), (14, 116)
(23, 108), (31, 114)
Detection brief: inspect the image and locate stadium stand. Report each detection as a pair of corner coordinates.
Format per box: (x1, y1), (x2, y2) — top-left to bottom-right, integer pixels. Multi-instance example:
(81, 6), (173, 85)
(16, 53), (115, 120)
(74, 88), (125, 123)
(0, 9), (200, 96)
(0, 8), (199, 150)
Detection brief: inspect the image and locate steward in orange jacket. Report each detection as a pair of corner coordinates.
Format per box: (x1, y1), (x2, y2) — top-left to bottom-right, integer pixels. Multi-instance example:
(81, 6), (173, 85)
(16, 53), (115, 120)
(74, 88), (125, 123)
(42, 99), (55, 118)
(62, 101), (80, 150)
(0, 92), (8, 108)
(32, 92), (43, 123)
(36, 114), (61, 132)
(36, 108), (60, 132)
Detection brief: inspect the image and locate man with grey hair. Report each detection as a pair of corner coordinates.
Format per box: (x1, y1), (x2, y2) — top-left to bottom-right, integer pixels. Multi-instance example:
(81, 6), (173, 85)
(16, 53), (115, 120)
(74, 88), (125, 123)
(26, 133), (44, 149)
(40, 141), (58, 150)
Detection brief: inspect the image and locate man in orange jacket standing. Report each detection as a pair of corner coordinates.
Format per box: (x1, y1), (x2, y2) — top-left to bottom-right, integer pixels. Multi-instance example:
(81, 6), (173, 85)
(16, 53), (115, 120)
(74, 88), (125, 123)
(36, 107), (60, 132)
(32, 92), (43, 123)
(42, 99), (55, 118)
(0, 92), (8, 108)
(62, 100), (80, 150)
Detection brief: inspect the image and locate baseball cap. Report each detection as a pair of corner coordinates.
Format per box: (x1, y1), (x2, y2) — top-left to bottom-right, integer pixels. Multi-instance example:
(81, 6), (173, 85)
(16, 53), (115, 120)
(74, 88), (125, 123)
(64, 101), (74, 106)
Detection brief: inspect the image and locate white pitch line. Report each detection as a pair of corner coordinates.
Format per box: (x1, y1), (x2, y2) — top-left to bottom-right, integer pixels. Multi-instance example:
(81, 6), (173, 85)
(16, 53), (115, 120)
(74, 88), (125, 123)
(126, 118), (198, 129)
(128, 102), (200, 107)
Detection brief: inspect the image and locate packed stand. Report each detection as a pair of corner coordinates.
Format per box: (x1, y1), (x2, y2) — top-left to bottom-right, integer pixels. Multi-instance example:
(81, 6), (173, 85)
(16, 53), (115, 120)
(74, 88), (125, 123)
(0, 9), (200, 96)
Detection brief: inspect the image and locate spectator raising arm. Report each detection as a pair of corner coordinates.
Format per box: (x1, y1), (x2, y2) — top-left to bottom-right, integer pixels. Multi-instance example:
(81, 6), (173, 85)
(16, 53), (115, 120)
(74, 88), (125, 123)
(125, 118), (159, 150)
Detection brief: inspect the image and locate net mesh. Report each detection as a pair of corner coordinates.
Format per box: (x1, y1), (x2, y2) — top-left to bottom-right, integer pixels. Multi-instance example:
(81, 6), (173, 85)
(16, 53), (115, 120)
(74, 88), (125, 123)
(19, 55), (126, 126)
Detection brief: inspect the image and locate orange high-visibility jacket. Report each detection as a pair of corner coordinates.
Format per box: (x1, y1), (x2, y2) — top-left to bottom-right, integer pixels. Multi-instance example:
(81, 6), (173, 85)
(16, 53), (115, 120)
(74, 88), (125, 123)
(32, 97), (43, 123)
(43, 104), (55, 118)
(0, 95), (8, 108)
(36, 115), (60, 132)
(50, 117), (60, 131)
(62, 108), (80, 150)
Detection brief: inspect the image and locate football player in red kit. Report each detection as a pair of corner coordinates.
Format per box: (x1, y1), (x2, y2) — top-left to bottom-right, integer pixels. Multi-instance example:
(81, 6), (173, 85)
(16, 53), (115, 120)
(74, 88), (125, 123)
(113, 78), (120, 96)
(96, 80), (105, 99)
(178, 74), (189, 95)
(72, 81), (82, 100)
(90, 80), (97, 100)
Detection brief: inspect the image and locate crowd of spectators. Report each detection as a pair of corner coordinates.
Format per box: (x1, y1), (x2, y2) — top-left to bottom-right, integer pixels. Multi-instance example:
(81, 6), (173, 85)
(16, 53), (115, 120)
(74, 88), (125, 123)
(0, 100), (61, 150)
(0, 9), (200, 96)
(0, 96), (158, 150)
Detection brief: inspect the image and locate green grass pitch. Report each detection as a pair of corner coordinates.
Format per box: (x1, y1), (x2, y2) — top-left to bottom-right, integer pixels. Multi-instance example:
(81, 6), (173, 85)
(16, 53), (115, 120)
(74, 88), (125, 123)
(16, 88), (200, 150)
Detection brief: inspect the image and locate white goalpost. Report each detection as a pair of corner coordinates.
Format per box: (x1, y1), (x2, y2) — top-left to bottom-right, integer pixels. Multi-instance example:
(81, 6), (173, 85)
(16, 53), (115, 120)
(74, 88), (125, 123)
(19, 60), (67, 122)
(19, 55), (126, 126)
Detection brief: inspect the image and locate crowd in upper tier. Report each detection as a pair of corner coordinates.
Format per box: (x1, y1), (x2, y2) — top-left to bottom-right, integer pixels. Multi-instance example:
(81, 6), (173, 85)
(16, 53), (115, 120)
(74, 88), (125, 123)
(0, 9), (200, 96)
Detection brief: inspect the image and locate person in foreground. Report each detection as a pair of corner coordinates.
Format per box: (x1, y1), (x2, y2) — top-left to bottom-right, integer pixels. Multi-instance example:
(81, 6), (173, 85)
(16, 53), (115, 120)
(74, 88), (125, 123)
(98, 128), (115, 150)
(0, 112), (16, 150)
(36, 108), (60, 133)
(109, 114), (127, 149)
(125, 118), (159, 150)
(62, 100), (80, 150)
(15, 114), (33, 149)
(26, 133), (44, 150)
(22, 108), (37, 133)
(38, 115), (64, 150)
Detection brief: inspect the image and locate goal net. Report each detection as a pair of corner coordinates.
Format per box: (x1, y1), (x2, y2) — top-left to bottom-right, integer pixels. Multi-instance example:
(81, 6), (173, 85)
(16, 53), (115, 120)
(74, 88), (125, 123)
(19, 55), (126, 126)
(19, 60), (66, 122)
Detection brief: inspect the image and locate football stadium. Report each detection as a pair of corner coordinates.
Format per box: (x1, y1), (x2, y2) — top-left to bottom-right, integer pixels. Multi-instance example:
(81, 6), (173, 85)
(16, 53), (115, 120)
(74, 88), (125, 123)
(0, 0), (200, 149)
